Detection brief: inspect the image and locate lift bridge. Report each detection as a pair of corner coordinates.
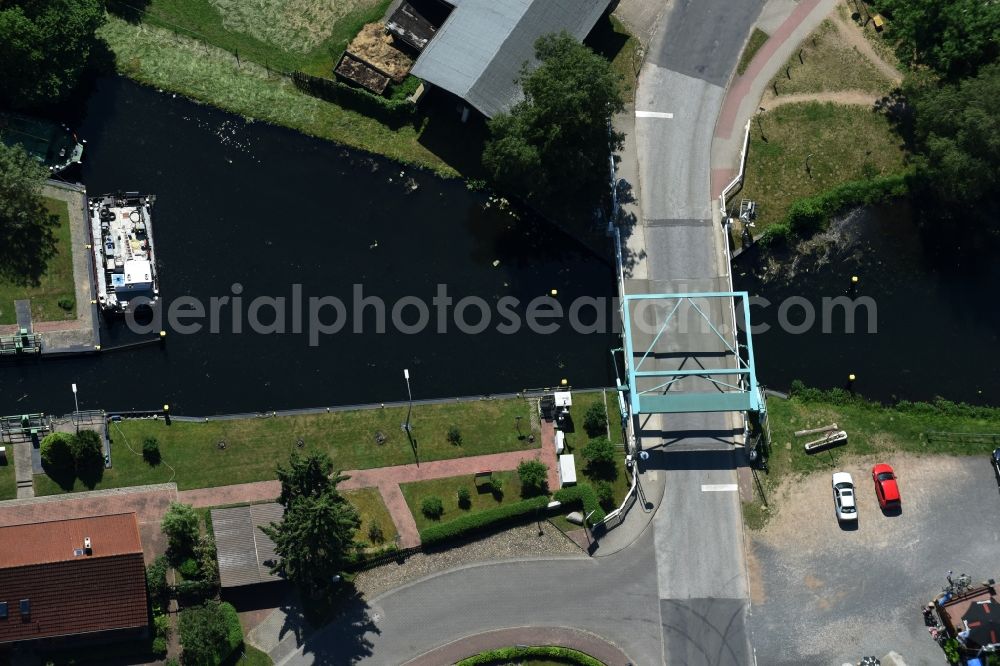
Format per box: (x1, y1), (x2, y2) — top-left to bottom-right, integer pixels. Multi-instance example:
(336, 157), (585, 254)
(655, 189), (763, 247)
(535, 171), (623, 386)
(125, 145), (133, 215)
(613, 289), (769, 461)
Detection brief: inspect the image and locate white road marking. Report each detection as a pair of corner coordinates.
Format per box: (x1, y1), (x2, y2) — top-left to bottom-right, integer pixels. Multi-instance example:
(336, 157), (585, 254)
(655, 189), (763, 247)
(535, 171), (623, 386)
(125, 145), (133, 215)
(701, 483), (738, 492)
(636, 110), (674, 119)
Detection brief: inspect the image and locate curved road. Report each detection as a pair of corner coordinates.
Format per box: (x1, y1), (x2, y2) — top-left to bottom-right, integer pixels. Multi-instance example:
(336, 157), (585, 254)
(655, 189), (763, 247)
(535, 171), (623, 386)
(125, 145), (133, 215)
(279, 0), (765, 663)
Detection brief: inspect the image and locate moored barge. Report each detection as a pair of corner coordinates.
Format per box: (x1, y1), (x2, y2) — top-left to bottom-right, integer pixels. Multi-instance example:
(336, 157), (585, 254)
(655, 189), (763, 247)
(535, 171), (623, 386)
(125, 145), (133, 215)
(89, 193), (159, 314)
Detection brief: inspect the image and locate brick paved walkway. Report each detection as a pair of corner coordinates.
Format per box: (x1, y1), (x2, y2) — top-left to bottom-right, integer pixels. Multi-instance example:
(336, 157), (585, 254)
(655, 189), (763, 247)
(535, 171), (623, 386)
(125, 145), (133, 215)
(178, 445), (559, 548)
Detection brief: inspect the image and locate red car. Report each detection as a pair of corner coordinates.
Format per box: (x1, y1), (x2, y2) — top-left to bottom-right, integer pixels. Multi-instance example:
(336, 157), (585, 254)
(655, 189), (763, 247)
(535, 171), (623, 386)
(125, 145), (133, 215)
(872, 463), (901, 510)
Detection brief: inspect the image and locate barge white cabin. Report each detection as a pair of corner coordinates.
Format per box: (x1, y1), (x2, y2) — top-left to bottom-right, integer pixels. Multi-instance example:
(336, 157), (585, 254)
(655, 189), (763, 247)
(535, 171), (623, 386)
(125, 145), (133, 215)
(89, 192), (159, 314)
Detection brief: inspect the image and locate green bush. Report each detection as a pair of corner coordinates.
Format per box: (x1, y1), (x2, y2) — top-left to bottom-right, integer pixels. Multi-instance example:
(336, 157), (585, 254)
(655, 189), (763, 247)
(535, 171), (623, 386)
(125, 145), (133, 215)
(143, 436), (161, 465)
(40, 432), (75, 474)
(367, 522), (384, 544)
(517, 459), (549, 497)
(147, 555), (169, 610)
(72, 429), (105, 485)
(582, 437), (618, 480)
(784, 172), (910, 236)
(152, 636), (167, 658)
(457, 486), (471, 509)
(57, 296), (75, 311)
(756, 222), (791, 248)
(178, 601), (242, 666)
(490, 474), (504, 499)
(582, 400), (608, 437)
(457, 645), (605, 666)
(447, 425), (463, 446)
(554, 484), (606, 524)
(154, 613), (171, 639)
(162, 502), (201, 557)
(595, 480), (615, 510)
(421, 495), (444, 520)
(420, 496), (550, 547)
(178, 556), (200, 580)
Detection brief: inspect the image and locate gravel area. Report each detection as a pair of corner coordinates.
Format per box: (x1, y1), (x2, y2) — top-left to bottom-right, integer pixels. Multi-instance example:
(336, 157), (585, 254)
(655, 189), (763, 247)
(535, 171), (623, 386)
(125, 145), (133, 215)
(354, 521), (585, 599)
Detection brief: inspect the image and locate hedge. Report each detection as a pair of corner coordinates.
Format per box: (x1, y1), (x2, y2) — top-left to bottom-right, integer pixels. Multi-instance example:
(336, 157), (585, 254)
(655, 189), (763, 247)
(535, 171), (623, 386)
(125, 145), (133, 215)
(220, 601), (243, 662)
(457, 646), (605, 666)
(553, 483), (607, 525)
(419, 495), (550, 547)
(786, 172), (910, 236)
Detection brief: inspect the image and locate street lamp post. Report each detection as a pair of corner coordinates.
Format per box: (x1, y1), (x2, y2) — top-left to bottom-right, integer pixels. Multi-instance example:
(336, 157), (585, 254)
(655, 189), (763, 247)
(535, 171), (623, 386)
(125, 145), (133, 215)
(71, 383), (79, 433)
(401, 369), (413, 435)
(515, 415), (523, 440)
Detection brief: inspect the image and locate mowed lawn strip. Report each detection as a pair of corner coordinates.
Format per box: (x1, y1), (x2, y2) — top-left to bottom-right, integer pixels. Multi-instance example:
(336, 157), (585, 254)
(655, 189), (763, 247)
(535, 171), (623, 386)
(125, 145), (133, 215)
(743, 392), (1000, 529)
(400, 470), (525, 532)
(0, 462), (15, 500)
(564, 390), (630, 504)
(345, 486), (399, 548)
(741, 101), (906, 229)
(0, 197), (74, 325)
(33, 399), (536, 495)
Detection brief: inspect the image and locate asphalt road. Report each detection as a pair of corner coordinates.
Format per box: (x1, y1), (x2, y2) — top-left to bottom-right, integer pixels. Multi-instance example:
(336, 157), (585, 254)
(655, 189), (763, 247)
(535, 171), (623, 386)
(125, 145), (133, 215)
(748, 455), (1000, 665)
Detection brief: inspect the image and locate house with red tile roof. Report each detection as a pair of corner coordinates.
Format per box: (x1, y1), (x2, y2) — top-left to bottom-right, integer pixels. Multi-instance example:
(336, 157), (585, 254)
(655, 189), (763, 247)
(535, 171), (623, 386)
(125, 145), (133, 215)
(0, 513), (149, 646)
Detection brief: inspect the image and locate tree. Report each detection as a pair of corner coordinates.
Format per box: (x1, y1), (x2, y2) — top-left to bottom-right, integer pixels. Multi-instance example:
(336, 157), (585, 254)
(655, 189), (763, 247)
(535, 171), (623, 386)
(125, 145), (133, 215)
(0, 0), (106, 108)
(178, 601), (242, 666)
(517, 459), (549, 497)
(143, 436), (161, 465)
(905, 63), (1000, 214)
(0, 144), (59, 286)
(582, 437), (618, 480)
(421, 495), (444, 519)
(870, 0), (999, 78)
(162, 502), (201, 557)
(40, 432), (75, 485)
(71, 429), (104, 486)
(482, 32), (624, 206)
(262, 452), (360, 596)
(583, 401), (608, 438)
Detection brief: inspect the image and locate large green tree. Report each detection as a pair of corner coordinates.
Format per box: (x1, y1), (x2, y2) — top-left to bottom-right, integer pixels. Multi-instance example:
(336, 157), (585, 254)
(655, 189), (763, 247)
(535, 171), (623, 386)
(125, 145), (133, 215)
(161, 502), (201, 557)
(905, 62), (1000, 216)
(261, 452), (360, 596)
(178, 601), (242, 666)
(0, 0), (105, 108)
(871, 0), (1000, 78)
(0, 143), (59, 285)
(483, 32), (624, 206)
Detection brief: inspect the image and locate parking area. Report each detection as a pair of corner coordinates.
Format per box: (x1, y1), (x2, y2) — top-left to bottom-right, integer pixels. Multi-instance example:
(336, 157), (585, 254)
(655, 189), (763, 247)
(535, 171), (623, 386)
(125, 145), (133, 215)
(747, 454), (1000, 665)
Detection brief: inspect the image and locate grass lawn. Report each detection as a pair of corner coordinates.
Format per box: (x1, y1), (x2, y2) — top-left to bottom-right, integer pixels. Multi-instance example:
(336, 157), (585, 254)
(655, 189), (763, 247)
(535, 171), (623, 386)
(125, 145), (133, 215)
(400, 470), (525, 532)
(742, 392), (1000, 529)
(564, 389), (630, 504)
(0, 461), (15, 500)
(737, 28), (769, 76)
(99, 16), (456, 177)
(0, 197), (75, 325)
(769, 19), (894, 97)
(112, 0), (391, 77)
(34, 398), (536, 495)
(740, 101), (906, 229)
(345, 486), (398, 548)
(586, 14), (641, 102)
(236, 644), (273, 665)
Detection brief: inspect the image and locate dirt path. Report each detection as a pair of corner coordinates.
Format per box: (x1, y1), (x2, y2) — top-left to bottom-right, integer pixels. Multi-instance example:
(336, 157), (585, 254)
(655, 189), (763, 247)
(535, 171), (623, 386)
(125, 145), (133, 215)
(760, 89), (881, 108)
(829, 7), (902, 85)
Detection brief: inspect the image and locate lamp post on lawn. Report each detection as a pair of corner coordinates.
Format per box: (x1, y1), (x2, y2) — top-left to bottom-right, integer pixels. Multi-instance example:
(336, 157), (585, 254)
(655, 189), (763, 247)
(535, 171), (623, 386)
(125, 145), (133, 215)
(515, 415), (524, 440)
(401, 369), (413, 435)
(71, 383), (79, 433)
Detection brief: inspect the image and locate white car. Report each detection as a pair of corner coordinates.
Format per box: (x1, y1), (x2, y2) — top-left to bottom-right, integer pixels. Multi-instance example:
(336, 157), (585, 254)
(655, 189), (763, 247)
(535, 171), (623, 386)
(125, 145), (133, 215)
(832, 472), (858, 522)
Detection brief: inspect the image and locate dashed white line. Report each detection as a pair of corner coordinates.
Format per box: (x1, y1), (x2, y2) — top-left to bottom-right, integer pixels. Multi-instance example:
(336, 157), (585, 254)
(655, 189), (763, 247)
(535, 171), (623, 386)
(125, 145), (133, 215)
(701, 483), (738, 492)
(636, 110), (674, 119)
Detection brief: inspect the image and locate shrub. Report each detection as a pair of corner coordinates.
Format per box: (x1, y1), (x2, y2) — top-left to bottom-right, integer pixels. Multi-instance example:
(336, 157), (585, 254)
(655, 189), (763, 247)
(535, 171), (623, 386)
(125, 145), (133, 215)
(517, 460), (549, 497)
(154, 613), (171, 639)
(367, 522), (384, 544)
(458, 646), (604, 666)
(178, 556), (200, 580)
(553, 484), (606, 524)
(152, 636), (167, 659)
(40, 432), (75, 480)
(147, 555), (169, 610)
(421, 496), (444, 520)
(178, 601), (242, 666)
(783, 172), (911, 238)
(143, 436), (161, 465)
(582, 437), (617, 480)
(161, 502), (200, 557)
(57, 296), (74, 311)
(457, 486), (471, 509)
(490, 474), (504, 499)
(582, 401), (608, 437)
(595, 480), (615, 510)
(756, 222), (791, 248)
(420, 495), (550, 547)
(447, 425), (462, 446)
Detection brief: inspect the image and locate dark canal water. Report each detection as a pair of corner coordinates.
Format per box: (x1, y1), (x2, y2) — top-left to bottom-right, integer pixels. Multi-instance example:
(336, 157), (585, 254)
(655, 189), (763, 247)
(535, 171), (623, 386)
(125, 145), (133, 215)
(734, 203), (1000, 405)
(0, 77), (617, 416)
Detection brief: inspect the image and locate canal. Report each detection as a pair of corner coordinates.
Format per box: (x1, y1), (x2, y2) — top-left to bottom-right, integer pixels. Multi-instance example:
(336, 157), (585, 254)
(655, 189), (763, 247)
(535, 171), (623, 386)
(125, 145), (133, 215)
(735, 203), (1000, 405)
(0, 77), (617, 416)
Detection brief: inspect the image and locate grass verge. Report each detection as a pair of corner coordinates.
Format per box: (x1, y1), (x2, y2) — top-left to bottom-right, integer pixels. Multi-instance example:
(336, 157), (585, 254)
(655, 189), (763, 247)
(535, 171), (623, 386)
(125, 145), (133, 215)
(586, 14), (641, 102)
(99, 16), (456, 176)
(401, 470), (524, 532)
(345, 486), (398, 548)
(34, 398), (535, 495)
(458, 645), (605, 666)
(0, 197), (74, 325)
(742, 388), (1000, 530)
(0, 461), (15, 500)
(769, 19), (894, 96)
(737, 28), (769, 76)
(740, 101), (906, 230)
